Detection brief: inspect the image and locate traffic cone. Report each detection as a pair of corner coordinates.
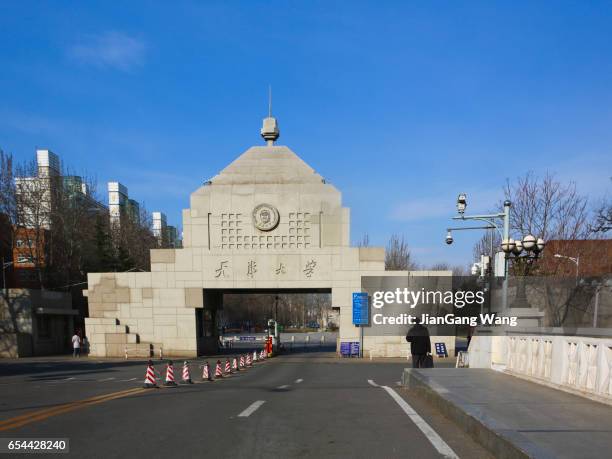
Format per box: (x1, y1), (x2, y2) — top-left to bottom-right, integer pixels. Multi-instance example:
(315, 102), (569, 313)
(215, 360), (223, 379)
(224, 358), (232, 375)
(143, 360), (157, 388)
(181, 361), (193, 384)
(260, 350), (265, 360)
(253, 350), (258, 362)
(239, 355), (245, 369)
(246, 353), (252, 366)
(202, 361), (212, 381)
(232, 357), (239, 372)
(164, 360), (177, 387)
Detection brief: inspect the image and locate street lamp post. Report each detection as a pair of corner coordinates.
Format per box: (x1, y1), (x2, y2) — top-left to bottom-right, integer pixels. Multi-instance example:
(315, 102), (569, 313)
(554, 254), (579, 281)
(1, 256), (14, 292)
(503, 236), (546, 308)
(446, 194), (546, 311)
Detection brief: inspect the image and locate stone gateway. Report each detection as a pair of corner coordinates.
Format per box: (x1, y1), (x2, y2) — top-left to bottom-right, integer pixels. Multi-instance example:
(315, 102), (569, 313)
(84, 114), (451, 358)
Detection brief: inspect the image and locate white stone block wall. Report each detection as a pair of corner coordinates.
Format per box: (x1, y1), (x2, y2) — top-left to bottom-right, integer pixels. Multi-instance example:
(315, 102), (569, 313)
(469, 331), (612, 404)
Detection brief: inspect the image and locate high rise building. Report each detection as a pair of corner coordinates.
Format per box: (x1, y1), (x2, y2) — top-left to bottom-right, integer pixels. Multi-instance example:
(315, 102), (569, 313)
(15, 149), (61, 230)
(13, 149), (106, 288)
(108, 182), (128, 228)
(165, 225), (181, 248)
(152, 211), (167, 246)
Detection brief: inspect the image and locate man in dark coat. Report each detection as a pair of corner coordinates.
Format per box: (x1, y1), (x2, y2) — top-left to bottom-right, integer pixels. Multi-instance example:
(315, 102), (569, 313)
(406, 318), (432, 368)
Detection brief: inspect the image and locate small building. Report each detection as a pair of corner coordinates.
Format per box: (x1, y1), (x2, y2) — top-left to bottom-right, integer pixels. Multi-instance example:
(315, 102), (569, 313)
(0, 289), (78, 357)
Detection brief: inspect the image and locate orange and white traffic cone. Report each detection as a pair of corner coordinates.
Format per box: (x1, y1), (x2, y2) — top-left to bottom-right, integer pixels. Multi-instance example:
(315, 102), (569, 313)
(224, 358), (232, 375)
(232, 357), (239, 372)
(239, 355), (245, 369)
(181, 361), (193, 384)
(143, 360), (157, 388)
(164, 360), (177, 387)
(260, 350), (265, 360)
(215, 360), (223, 379)
(202, 361), (212, 381)
(246, 353), (252, 366)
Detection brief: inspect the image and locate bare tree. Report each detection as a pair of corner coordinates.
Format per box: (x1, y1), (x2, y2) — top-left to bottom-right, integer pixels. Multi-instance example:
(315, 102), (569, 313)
(0, 150), (16, 225)
(503, 172), (590, 241)
(355, 233), (370, 247)
(472, 172), (593, 276)
(14, 159), (54, 287)
(385, 234), (416, 270)
(472, 230), (501, 263)
(429, 262), (469, 276)
(47, 171), (103, 286)
(589, 196), (611, 235)
(0, 150), (17, 290)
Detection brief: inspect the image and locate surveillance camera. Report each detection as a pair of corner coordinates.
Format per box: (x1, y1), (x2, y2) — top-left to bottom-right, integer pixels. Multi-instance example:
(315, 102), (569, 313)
(445, 235), (453, 245)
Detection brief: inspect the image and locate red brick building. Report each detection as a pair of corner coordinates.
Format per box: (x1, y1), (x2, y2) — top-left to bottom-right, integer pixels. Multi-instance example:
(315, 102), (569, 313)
(539, 239), (612, 276)
(12, 227), (47, 288)
(0, 213), (13, 288)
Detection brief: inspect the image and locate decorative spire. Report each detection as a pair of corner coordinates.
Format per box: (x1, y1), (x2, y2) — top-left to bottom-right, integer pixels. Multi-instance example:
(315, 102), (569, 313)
(260, 85), (279, 145)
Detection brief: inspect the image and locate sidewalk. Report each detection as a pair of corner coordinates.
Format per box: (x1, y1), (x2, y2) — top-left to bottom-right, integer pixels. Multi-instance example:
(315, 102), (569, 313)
(402, 368), (612, 459)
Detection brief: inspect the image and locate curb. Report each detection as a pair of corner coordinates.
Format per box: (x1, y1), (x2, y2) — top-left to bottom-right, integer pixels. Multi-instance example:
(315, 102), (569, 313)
(401, 369), (556, 459)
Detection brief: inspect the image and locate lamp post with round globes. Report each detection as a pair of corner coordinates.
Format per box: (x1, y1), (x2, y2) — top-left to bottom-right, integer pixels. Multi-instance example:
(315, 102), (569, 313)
(501, 235), (546, 308)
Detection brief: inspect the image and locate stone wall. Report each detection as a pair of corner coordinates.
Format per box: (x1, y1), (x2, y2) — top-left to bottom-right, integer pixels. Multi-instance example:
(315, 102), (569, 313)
(469, 329), (612, 404)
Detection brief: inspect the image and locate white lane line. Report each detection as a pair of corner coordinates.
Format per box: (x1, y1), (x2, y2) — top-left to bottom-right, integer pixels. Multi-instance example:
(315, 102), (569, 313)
(119, 377), (137, 382)
(367, 379), (380, 387)
(44, 376), (75, 384)
(295, 379), (303, 384)
(98, 377), (115, 382)
(277, 384), (290, 390)
(238, 400), (266, 417)
(380, 384), (459, 459)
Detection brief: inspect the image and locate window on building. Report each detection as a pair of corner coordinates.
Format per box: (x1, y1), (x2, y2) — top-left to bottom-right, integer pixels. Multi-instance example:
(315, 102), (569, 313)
(16, 255), (35, 264)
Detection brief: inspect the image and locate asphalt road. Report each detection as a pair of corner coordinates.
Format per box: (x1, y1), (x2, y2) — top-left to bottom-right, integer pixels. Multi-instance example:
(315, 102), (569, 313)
(0, 352), (491, 458)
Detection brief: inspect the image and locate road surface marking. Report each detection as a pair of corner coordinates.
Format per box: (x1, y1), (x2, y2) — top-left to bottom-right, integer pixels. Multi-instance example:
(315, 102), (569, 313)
(43, 377), (75, 384)
(238, 400), (265, 417)
(99, 377), (115, 382)
(367, 379), (379, 387)
(0, 387), (145, 432)
(295, 379), (303, 384)
(276, 385), (290, 390)
(378, 383), (459, 459)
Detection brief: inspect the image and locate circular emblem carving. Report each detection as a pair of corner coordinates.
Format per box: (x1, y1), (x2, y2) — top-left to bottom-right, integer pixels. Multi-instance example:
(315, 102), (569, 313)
(252, 204), (279, 231)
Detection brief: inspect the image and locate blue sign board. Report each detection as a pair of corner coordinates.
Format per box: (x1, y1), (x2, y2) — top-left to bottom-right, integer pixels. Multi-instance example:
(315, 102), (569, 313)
(239, 336), (257, 341)
(340, 342), (361, 357)
(352, 292), (369, 325)
(435, 342), (448, 357)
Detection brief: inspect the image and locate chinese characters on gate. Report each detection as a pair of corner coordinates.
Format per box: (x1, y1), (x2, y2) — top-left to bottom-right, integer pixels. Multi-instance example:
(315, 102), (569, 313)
(214, 259), (317, 278)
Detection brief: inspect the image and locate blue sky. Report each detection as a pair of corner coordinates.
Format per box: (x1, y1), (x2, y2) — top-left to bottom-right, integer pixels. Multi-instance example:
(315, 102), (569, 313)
(1, 1), (611, 267)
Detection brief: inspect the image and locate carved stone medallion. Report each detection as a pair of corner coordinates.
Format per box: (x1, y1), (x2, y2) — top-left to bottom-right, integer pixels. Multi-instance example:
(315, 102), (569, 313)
(252, 204), (279, 231)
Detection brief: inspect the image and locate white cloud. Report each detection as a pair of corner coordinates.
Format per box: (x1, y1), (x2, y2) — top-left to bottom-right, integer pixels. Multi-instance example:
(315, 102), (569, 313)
(69, 31), (146, 71)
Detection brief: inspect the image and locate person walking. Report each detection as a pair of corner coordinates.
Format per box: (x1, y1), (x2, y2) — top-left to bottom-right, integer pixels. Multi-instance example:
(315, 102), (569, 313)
(71, 332), (81, 358)
(406, 318), (431, 368)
